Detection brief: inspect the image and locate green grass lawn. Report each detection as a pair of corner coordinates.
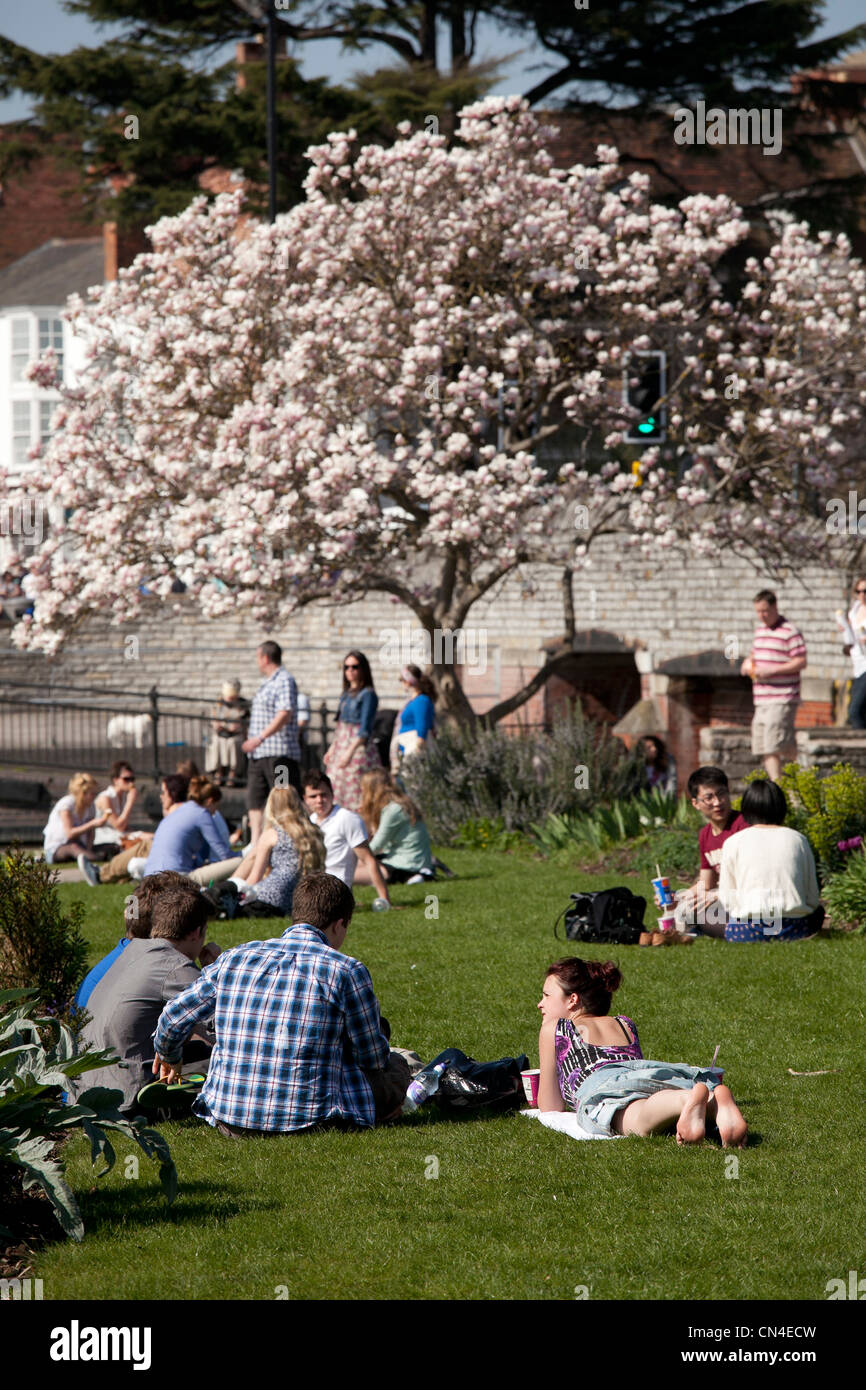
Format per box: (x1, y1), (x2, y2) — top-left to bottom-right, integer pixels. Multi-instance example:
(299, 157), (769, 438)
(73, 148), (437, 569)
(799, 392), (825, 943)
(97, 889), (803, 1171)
(35, 850), (866, 1301)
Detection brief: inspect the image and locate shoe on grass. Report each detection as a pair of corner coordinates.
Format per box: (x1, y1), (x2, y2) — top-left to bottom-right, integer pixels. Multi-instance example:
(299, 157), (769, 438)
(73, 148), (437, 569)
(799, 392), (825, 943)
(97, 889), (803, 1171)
(78, 854), (101, 887)
(136, 1078), (202, 1116)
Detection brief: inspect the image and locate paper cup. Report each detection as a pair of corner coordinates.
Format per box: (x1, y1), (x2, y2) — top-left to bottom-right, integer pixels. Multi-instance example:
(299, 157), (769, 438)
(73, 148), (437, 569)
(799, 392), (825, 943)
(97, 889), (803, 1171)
(521, 1069), (541, 1106)
(657, 915), (676, 933)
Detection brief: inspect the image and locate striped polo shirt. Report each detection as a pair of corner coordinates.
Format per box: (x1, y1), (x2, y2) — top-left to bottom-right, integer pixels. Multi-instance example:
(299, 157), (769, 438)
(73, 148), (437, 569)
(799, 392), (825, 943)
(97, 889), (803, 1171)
(752, 615), (806, 703)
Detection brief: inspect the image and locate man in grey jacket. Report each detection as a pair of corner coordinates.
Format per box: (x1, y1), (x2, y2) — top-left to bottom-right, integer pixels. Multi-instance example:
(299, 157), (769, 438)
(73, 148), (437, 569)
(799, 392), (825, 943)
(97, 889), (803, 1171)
(80, 882), (220, 1114)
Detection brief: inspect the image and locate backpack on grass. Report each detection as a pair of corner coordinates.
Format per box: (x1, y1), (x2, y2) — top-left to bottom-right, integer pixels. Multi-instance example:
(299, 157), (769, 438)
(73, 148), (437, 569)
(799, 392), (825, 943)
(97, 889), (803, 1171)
(553, 888), (646, 946)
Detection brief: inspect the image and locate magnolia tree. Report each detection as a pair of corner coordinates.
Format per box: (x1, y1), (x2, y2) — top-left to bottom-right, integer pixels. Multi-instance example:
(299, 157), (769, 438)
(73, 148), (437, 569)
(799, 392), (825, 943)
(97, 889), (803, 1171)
(6, 96), (866, 721)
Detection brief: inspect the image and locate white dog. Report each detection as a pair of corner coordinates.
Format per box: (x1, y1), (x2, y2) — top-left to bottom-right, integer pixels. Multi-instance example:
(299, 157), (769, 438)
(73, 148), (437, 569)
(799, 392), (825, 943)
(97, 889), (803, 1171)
(106, 713), (153, 748)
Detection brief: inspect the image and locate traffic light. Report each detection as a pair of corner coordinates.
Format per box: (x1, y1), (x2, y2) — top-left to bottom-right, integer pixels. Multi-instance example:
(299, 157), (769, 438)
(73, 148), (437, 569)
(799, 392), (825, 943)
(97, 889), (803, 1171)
(623, 349), (666, 443)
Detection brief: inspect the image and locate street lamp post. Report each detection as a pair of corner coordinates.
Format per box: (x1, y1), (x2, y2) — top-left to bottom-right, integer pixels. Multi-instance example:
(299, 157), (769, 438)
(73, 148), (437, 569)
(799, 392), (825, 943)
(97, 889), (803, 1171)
(233, 0), (278, 223)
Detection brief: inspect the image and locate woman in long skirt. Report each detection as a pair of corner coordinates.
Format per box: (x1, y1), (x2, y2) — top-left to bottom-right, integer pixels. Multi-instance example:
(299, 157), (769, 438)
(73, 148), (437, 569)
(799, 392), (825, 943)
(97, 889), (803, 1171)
(324, 649), (381, 812)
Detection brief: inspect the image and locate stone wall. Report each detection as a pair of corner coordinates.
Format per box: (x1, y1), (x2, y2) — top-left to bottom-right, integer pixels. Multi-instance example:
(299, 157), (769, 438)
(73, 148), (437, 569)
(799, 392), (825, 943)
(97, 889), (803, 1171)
(0, 536), (856, 744)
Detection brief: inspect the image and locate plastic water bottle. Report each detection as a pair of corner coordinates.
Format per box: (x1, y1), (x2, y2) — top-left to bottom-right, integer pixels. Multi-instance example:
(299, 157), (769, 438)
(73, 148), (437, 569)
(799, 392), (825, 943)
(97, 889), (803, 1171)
(372, 897), (390, 912)
(401, 1060), (448, 1114)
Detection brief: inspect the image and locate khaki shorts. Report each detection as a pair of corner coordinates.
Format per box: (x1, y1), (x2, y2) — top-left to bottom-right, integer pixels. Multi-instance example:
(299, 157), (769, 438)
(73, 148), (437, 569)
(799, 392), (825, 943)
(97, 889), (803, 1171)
(751, 701), (797, 756)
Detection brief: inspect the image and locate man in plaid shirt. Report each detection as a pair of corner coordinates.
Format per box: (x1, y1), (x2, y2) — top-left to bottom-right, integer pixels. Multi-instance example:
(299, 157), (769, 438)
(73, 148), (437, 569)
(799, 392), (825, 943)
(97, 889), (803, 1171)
(152, 874), (410, 1134)
(242, 639), (301, 849)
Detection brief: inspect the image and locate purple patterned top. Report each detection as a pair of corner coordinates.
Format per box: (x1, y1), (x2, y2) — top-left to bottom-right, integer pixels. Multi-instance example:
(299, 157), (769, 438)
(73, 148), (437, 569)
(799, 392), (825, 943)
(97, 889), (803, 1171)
(555, 1015), (644, 1108)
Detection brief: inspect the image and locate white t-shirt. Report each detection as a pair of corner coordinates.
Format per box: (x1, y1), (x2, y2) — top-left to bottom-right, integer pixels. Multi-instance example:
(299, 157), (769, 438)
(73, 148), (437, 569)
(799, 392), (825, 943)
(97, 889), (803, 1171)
(94, 784), (124, 846)
(312, 804), (368, 886)
(847, 603), (866, 680)
(718, 825), (820, 921)
(43, 794), (92, 860)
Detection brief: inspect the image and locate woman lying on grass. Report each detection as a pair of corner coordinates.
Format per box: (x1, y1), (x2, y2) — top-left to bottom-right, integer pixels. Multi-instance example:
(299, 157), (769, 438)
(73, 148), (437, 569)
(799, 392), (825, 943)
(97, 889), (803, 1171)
(537, 958), (747, 1147)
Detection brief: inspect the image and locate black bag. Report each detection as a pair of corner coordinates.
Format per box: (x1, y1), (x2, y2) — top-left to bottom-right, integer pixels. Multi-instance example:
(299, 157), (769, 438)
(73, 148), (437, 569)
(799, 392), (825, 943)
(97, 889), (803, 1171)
(554, 888), (646, 946)
(429, 1048), (530, 1113)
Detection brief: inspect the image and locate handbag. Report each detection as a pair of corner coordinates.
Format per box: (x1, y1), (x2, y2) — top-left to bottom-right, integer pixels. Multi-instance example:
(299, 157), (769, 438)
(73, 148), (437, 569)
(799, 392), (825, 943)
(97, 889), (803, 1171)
(553, 888), (646, 946)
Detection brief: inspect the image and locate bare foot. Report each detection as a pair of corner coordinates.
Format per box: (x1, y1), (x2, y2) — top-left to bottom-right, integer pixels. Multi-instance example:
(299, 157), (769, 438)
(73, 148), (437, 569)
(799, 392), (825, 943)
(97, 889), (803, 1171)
(676, 1082), (709, 1145)
(715, 1098), (748, 1149)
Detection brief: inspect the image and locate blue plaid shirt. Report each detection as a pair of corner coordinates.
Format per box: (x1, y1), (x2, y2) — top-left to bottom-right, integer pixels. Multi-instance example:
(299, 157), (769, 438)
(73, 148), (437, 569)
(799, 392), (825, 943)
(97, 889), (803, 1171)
(249, 666), (300, 760)
(153, 925), (390, 1131)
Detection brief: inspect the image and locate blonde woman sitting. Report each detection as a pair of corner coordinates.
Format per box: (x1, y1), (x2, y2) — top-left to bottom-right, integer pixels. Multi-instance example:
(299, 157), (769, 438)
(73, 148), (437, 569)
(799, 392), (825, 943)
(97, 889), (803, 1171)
(42, 772), (110, 886)
(355, 769), (435, 886)
(229, 786), (325, 916)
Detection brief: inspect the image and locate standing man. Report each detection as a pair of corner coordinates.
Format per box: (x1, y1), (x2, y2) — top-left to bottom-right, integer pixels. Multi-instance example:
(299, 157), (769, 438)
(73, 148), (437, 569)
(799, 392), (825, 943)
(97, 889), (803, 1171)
(741, 589), (807, 781)
(242, 640), (300, 848)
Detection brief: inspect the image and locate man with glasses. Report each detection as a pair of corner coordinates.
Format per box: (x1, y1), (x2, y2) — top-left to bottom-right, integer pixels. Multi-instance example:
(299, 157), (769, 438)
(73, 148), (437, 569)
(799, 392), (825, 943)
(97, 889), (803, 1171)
(96, 761), (155, 884)
(674, 767), (747, 935)
(841, 577), (866, 729)
(741, 589), (807, 781)
(243, 640), (300, 849)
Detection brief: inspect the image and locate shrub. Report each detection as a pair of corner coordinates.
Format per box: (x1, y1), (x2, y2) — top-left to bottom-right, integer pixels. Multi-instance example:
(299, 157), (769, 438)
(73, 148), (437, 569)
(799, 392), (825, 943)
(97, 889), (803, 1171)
(822, 851), (866, 933)
(631, 827), (701, 883)
(0, 847), (88, 1029)
(775, 763), (866, 877)
(453, 817), (527, 852)
(0, 987), (176, 1242)
(529, 788), (701, 858)
(403, 706), (642, 843)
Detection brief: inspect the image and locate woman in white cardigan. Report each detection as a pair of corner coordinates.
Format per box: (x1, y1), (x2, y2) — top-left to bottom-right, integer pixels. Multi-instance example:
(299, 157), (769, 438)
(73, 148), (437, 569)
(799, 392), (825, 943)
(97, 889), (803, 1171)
(716, 779), (823, 942)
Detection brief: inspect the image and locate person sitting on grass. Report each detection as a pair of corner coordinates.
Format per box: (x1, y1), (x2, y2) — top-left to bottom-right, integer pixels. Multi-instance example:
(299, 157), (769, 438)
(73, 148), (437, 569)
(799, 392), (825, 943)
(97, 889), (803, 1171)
(356, 769), (435, 886)
(151, 872), (410, 1134)
(132, 774), (229, 880)
(74, 870), (209, 1011)
(537, 957), (747, 1147)
(77, 881), (221, 1115)
(226, 785), (325, 917)
(42, 772), (110, 886)
(674, 766), (747, 932)
(715, 779), (824, 942)
(302, 770), (394, 907)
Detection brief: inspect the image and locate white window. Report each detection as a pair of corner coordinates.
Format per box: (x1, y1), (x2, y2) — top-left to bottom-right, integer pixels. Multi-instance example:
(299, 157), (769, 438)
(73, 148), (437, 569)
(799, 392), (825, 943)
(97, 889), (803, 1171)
(11, 317), (31, 382)
(12, 401), (32, 467)
(38, 317), (63, 376)
(40, 399), (55, 446)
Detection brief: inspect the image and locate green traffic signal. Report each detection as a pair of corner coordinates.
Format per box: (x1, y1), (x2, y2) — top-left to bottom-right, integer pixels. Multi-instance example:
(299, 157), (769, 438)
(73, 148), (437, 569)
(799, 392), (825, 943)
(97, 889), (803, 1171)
(638, 418), (655, 434)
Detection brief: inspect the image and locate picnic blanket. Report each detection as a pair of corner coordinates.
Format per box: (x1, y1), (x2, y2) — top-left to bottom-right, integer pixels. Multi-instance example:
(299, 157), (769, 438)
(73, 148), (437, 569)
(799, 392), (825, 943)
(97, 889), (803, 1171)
(518, 1108), (618, 1141)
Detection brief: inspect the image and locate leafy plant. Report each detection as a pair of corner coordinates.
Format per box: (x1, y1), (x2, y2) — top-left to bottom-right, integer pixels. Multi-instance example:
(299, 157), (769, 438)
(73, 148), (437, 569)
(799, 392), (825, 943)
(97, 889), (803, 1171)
(776, 762), (866, 877)
(404, 705), (642, 843)
(822, 851), (866, 933)
(0, 847), (88, 1029)
(631, 828), (702, 883)
(453, 817), (526, 851)
(529, 787), (701, 857)
(0, 987), (176, 1242)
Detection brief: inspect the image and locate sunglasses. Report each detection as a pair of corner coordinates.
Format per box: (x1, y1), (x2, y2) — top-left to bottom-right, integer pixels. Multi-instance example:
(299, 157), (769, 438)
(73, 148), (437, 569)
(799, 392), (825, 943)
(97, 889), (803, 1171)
(856, 589), (866, 595)
(119, 775), (135, 782)
(344, 663), (359, 670)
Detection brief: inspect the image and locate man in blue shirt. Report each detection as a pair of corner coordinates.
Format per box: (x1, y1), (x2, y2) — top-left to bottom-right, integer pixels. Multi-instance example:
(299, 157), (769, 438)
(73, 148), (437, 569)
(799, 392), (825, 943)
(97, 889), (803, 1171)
(142, 774), (228, 877)
(153, 873), (410, 1134)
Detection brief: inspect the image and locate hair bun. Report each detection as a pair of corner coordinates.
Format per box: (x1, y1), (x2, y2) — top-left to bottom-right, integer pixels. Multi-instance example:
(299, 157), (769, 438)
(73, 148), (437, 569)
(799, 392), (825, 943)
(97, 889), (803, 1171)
(589, 960), (622, 992)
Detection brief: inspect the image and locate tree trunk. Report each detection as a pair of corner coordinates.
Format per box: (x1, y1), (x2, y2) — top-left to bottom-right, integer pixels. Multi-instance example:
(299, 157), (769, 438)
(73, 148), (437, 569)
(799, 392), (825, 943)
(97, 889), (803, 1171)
(419, 1), (439, 68)
(450, 3), (467, 69)
(432, 660), (479, 725)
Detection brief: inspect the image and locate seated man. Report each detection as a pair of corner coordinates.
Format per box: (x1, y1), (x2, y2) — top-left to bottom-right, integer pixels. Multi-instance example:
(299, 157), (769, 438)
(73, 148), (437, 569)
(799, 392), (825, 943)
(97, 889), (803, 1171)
(153, 873), (410, 1134)
(674, 766), (747, 932)
(77, 882), (220, 1114)
(136, 774), (229, 879)
(74, 870), (212, 1010)
(302, 770), (393, 905)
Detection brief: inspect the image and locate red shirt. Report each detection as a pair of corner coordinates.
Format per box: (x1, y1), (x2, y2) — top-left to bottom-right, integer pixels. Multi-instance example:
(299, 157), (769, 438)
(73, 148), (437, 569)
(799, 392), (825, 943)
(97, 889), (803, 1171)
(699, 812), (748, 872)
